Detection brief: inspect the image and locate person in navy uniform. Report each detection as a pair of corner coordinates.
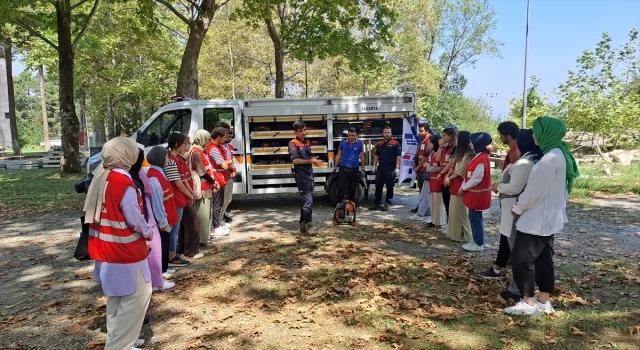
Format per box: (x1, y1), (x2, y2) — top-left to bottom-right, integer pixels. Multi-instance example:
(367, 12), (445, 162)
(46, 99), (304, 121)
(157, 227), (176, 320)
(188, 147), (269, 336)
(288, 121), (323, 234)
(369, 126), (401, 211)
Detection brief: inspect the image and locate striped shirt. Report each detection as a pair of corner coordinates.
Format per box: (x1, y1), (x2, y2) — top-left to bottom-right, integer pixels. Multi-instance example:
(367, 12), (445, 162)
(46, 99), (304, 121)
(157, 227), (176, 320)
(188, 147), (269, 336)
(165, 159), (181, 181)
(209, 146), (225, 165)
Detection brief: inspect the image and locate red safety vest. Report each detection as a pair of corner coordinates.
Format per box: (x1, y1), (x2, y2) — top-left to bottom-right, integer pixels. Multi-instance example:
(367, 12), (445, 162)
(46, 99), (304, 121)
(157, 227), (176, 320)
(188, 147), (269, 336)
(449, 160), (463, 196)
(88, 171), (148, 264)
(502, 144), (518, 170)
(416, 135), (430, 173)
(463, 153), (492, 210)
(206, 140), (230, 187)
(146, 167), (179, 226)
(190, 147), (215, 191)
(168, 153), (192, 208)
(440, 146), (453, 186)
(427, 151), (443, 192)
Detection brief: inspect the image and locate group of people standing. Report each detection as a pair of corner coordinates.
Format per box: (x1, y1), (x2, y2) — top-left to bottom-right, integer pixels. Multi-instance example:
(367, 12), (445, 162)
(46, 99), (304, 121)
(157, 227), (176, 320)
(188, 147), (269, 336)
(82, 122), (236, 349)
(402, 117), (579, 315)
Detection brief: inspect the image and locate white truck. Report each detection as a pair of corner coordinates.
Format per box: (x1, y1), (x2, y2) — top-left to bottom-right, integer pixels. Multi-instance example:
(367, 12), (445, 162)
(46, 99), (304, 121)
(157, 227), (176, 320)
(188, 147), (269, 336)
(130, 93), (418, 204)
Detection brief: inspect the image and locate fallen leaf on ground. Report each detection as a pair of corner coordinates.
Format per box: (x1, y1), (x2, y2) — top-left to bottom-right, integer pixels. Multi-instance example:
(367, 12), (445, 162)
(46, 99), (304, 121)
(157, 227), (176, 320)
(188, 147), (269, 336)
(569, 326), (584, 336)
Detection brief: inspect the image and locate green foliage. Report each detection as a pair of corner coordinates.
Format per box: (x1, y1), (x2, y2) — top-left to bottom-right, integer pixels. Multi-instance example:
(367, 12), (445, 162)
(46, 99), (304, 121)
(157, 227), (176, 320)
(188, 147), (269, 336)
(421, 92), (497, 134)
(557, 29), (640, 150)
(507, 76), (557, 129)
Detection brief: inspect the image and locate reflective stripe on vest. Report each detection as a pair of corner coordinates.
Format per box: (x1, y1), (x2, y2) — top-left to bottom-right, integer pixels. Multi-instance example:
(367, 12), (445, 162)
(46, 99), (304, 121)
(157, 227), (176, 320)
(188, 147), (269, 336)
(100, 219), (127, 229)
(89, 228), (142, 243)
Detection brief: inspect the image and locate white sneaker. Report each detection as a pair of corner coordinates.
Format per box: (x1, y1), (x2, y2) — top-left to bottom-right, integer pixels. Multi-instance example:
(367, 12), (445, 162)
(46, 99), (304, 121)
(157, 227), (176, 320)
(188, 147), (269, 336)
(162, 272), (174, 280)
(223, 222), (232, 228)
(440, 225), (447, 233)
(166, 269), (176, 274)
(161, 280), (176, 291)
(534, 296), (555, 314)
(213, 226), (230, 236)
(505, 299), (541, 315)
(192, 252), (205, 259)
(462, 242), (484, 252)
(134, 338), (145, 347)
(408, 214), (424, 221)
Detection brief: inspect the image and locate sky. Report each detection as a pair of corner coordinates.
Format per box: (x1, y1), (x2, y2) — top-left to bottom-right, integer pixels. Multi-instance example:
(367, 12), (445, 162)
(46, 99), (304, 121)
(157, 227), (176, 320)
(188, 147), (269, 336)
(461, 0), (640, 120)
(10, 0), (640, 120)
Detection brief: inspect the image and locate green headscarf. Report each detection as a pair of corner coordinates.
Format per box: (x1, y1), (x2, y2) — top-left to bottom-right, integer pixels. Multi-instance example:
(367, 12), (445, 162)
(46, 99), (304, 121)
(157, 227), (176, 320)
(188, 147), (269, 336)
(533, 116), (580, 194)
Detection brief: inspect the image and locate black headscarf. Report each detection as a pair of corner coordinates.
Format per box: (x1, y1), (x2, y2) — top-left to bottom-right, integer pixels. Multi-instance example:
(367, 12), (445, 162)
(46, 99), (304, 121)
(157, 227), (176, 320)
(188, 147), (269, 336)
(146, 146), (168, 168)
(470, 132), (492, 154)
(129, 149), (149, 222)
(516, 129), (543, 157)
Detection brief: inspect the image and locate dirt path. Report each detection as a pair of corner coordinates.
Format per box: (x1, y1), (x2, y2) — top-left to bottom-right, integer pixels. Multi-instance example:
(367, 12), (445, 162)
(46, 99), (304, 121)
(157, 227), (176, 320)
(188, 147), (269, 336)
(1, 191), (639, 349)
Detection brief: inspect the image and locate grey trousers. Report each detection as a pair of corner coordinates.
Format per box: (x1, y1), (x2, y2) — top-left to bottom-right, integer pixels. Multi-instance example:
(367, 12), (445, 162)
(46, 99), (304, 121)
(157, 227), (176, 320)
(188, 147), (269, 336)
(417, 181), (431, 216)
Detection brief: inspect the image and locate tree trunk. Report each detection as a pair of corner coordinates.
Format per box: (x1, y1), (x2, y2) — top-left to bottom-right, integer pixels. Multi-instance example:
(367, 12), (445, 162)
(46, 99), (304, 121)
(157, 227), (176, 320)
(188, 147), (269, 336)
(363, 76), (369, 96)
(106, 97), (115, 140)
(3, 37), (21, 155)
(265, 13), (285, 98)
(38, 65), (50, 151)
(56, 0), (81, 172)
(94, 118), (106, 145)
(79, 89), (88, 151)
(175, 0), (219, 99)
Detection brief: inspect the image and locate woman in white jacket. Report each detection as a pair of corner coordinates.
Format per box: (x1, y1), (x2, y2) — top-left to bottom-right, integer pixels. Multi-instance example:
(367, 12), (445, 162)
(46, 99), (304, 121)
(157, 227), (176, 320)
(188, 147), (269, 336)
(505, 117), (579, 315)
(477, 129), (542, 300)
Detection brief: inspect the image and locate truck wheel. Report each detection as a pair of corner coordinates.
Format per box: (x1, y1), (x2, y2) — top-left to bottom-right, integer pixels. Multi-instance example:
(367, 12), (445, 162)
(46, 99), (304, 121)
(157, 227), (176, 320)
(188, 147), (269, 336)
(328, 180), (365, 206)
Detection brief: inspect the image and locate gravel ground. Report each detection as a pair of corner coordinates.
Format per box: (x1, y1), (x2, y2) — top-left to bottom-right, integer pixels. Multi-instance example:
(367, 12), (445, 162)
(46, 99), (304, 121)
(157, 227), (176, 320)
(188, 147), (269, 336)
(1, 189), (639, 349)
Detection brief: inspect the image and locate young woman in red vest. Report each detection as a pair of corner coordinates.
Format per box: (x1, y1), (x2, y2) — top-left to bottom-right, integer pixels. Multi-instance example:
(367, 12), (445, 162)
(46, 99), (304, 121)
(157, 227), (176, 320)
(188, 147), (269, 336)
(166, 133), (201, 267)
(459, 132), (493, 252)
(443, 131), (473, 242)
(437, 126), (458, 224)
(423, 134), (447, 228)
(83, 137), (152, 350)
(146, 146), (180, 281)
(190, 129), (219, 246)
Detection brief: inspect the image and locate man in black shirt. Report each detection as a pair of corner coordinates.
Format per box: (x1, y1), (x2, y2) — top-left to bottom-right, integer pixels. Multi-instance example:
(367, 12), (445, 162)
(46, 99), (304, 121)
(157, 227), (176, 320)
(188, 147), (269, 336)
(369, 126), (401, 211)
(288, 121), (322, 234)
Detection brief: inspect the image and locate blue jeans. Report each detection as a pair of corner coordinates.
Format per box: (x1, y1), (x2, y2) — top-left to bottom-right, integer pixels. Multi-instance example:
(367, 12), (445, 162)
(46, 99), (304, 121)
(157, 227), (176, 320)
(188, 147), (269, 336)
(468, 209), (485, 246)
(169, 207), (184, 253)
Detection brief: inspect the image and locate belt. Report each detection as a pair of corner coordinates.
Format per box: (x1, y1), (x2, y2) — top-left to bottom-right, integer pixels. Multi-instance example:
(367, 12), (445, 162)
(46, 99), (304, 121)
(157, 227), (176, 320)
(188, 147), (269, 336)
(467, 187), (492, 193)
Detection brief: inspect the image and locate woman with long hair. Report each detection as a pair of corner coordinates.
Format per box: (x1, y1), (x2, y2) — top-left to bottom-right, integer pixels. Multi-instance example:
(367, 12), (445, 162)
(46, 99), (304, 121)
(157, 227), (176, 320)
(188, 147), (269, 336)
(444, 131), (473, 242)
(437, 126), (458, 223)
(166, 133), (201, 266)
(423, 134), (447, 228)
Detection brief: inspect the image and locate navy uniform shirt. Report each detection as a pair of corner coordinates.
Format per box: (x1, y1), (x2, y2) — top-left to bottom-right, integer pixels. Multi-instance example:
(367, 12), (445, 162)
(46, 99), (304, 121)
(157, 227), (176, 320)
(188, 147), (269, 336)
(288, 137), (314, 190)
(375, 138), (401, 171)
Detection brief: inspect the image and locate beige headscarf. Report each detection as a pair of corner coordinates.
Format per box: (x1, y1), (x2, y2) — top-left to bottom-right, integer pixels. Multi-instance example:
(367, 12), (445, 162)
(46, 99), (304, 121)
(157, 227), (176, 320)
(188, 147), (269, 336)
(192, 129), (211, 150)
(83, 137), (139, 224)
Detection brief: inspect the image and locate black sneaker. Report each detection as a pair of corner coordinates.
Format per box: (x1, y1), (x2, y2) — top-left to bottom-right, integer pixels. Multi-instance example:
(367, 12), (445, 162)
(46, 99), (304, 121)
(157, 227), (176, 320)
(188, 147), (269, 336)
(168, 256), (191, 267)
(478, 267), (502, 279)
(386, 199), (393, 205)
(369, 204), (382, 211)
(500, 290), (521, 302)
(381, 203), (389, 211)
(410, 207), (418, 213)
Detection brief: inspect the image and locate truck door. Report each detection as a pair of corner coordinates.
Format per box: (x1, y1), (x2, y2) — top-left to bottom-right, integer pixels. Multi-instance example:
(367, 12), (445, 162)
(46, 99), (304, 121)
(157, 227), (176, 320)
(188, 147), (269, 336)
(201, 106), (246, 195)
(135, 107), (195, 148)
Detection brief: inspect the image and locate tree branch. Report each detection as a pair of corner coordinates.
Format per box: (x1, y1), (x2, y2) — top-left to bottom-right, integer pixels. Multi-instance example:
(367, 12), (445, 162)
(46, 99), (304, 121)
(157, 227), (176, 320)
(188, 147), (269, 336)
(72, 0), (100, 50)
(155, 19), (188, 40)
(285, 71), (301, 81)
(155, 0), (191, 25)
(71, 0), (91, 11)
(14, 19), (58, 51)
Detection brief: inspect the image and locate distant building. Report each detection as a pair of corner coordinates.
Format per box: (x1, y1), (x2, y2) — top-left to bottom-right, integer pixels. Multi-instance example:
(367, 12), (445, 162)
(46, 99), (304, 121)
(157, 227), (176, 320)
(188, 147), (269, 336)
(0, 60), (12, 149)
